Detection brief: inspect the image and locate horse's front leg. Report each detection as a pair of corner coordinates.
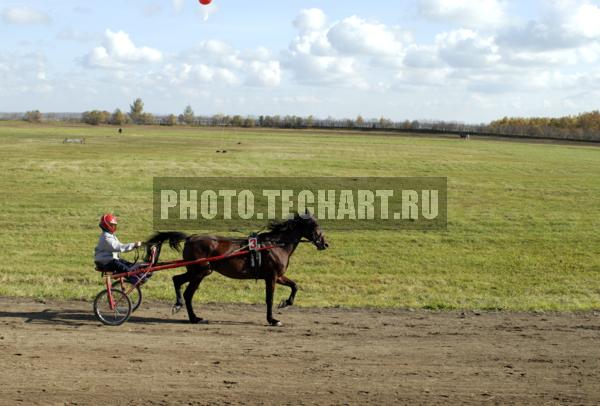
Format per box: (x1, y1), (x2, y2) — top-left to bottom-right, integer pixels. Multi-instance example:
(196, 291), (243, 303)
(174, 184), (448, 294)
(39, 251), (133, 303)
(265, 274), (281, 326)
(276, 275), (298, 309)
(183, 273), (208, 324)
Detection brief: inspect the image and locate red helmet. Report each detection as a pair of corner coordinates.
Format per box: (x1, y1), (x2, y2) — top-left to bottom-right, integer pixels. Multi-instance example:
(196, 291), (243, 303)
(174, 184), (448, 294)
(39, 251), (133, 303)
(99, 214), (118, 233)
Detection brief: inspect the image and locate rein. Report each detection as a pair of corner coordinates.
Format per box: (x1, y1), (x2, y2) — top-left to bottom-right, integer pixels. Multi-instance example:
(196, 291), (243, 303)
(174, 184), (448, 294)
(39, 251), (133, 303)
(132, 245), (143, 264)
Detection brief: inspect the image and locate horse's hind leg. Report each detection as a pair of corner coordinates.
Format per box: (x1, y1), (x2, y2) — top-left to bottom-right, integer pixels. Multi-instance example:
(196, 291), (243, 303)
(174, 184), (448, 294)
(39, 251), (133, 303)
(276, 275), (298, 309)
(172, 272), (191, 313)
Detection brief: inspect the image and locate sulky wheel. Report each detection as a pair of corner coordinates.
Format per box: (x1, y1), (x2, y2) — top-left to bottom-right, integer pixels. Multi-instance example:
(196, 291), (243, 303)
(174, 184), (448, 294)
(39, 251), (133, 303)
(113, 279), (142, 312)
(93, 288), (132, 326)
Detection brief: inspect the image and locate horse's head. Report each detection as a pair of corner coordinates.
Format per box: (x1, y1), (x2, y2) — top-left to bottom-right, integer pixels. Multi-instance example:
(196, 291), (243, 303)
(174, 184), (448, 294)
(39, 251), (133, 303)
(143, 231), (189, 265)
(143, 243), (161, 265)
(296, 211), (329, 250)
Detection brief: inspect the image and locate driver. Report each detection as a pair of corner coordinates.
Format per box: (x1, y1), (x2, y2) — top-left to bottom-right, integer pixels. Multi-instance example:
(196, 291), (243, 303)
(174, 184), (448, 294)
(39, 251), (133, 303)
(94, 214), (144, 278)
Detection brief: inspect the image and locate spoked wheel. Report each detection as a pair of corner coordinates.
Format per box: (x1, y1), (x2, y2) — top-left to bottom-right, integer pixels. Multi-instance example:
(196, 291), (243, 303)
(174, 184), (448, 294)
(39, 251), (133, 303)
(113, 280), (143, 312)
(93, 288), (132, 326)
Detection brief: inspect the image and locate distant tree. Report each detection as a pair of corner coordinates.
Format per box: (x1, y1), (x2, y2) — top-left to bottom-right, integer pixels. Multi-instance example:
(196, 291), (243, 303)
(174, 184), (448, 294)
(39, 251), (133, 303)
(140, 112), (155, 125)
(526, 125), (544, 138)
(182, 105), (195, 125)
(165, 114), (178, 126)
(305, 115), (314, 128)
(24, 110), (42, 123)
(578, 110), (600, 131)
(379, 117), (393, 129)
(211, 114), (224, 126)
(129, 98), (145, 124)
(82, 110), (110, 125)
(262, 115), (273, 127)
(242, 117), (256, 128)
(110, 109), (128, 125)
(231, 115), (243, 127)
(282, 115), (294, 128)
(258, 115), (265, 127)
(355, 115), (365, 128)
(271, 115), (281, 128)
(221, 115), (232, 126)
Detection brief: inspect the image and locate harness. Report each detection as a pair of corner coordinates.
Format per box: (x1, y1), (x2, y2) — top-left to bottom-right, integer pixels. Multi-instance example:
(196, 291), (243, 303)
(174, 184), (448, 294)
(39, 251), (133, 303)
(248, 232), (261, 276)
(239, 233), (314, 278)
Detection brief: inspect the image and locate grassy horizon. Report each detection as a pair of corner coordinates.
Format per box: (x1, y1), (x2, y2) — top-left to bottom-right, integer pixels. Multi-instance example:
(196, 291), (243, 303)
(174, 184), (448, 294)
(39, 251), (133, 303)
(0, 121), (599, 311)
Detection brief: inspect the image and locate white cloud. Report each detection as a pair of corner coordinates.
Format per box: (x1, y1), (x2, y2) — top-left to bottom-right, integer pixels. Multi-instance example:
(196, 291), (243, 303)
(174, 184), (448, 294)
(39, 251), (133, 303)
(327, 16), (406, 56)
(180, 41), (280, 87)
(564, 2), (600, 39)
(503, 48), (577, 67)
(418, 0), (508, 29)
(1, 6), (50, 25)
(497, 21), (582, 51)
(288, 30), (333, 57)
(215, 68), (238, 85)
(84, 30), (162, 69)
(285, 9), (407, 88)
(184, 40), (245, 69)
(404, 45), (441, 68)
(0, 52), (52, 97)
(104, 40), (282, 92)
(241, 47), (273, 62)
(163, 63), (192, 85)
(246, 61), (281, 87)
(294, 8), (327, 34)
(436, 29), (500, 68)
(498, 0), (600, 52)
(395, 66), (452, 88)
(284, 52), (367, 88)
(577, 42), (600, 63)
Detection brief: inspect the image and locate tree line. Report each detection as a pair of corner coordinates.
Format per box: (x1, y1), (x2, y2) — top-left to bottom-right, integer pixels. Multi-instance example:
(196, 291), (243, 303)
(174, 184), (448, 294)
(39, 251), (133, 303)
(9, 98), (600, 142)
(488, 112), (600, 141)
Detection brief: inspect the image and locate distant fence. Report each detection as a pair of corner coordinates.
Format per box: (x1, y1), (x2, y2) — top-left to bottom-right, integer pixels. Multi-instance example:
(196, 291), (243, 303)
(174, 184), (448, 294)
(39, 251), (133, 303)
(354, 127), (600, 144)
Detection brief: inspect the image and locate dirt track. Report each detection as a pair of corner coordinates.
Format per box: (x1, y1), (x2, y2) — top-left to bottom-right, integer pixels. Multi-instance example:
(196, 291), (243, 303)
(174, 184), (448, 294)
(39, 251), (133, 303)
(0, 297), (599, 405)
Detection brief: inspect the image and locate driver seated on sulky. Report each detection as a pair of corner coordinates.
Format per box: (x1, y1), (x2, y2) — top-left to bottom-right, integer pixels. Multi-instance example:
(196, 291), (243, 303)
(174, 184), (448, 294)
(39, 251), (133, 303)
(94, 214), (150, 284)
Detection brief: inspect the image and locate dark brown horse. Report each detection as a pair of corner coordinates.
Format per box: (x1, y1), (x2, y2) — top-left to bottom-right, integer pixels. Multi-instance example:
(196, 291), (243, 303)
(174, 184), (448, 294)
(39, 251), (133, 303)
(146, 213), (328, 326)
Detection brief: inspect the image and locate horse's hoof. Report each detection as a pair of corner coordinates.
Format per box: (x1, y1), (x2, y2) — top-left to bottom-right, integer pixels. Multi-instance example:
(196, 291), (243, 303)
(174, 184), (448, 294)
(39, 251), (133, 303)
(172, 304), (182, 315)
(269, 320), (283, 327)
(189, 317), (208, 324)
(278, 299), (293, 309)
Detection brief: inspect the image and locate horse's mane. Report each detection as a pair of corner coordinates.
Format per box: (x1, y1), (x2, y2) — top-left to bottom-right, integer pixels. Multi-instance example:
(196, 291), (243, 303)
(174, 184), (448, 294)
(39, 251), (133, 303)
(265, 213), (312, 234)
(146, 231), (189, 251)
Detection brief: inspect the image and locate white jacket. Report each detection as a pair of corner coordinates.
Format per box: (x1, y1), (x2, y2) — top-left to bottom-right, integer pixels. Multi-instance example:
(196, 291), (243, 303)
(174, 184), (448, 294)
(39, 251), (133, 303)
(94, 231), (136, 264)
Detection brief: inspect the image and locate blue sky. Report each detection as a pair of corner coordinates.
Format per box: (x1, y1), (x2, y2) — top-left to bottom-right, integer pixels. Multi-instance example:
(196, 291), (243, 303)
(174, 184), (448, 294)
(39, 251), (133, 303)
(1, 0), (600, 122)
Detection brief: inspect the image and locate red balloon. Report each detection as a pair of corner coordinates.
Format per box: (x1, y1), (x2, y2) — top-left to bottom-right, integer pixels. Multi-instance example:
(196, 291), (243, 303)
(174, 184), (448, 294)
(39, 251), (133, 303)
(199, 0), (211, 5)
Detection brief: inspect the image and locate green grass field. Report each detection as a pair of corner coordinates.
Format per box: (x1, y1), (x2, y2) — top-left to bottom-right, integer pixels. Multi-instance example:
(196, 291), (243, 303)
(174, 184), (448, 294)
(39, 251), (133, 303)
(0, 121), (598, 311)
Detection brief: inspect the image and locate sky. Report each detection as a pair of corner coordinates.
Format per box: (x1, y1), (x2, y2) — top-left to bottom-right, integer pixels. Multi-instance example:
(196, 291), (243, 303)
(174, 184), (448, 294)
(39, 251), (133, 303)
(1, 0), (600, 123)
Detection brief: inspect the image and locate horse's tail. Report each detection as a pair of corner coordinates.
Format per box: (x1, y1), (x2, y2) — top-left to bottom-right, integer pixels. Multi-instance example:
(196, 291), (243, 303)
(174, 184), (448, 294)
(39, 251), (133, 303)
(145, 231), (189, 263)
